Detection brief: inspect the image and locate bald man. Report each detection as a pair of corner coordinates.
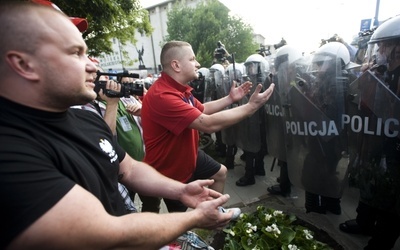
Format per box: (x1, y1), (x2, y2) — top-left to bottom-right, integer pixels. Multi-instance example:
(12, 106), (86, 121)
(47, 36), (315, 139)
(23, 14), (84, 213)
(0, 2), (234, 249)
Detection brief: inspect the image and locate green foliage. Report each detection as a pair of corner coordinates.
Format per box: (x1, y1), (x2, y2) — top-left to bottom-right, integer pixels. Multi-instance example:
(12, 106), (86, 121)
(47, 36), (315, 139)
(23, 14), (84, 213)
(223, 206), (333, 250)
(52, 0), (153, 57)
(165, 0), (258, 67)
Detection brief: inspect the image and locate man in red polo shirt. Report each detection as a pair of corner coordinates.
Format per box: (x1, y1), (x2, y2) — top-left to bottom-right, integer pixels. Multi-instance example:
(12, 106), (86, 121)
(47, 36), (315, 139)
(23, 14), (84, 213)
(141, 40), (275, 212)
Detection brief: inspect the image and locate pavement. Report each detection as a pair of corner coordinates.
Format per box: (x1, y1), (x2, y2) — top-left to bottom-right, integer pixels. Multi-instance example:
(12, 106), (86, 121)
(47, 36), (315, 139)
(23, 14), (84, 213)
(135, 146), (400, 249)
(219, 150), (369, 249)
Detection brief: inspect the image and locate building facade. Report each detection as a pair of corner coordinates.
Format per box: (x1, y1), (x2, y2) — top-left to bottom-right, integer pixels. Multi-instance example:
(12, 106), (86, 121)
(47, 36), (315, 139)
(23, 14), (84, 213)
(98, 0), (265, 77)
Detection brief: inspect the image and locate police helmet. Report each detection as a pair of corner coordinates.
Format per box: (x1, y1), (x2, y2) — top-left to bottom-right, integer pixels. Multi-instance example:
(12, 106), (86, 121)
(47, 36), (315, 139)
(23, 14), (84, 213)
(209, 63), (225, 74)
(312, 42), (360, 70)
(366, 15), (400, 71)
(274, 45), (303, 70)
(198, 67), (210, 79)
(369, 15), (400, 44)
(209, 64), (225, 85)
(225, 63), (244, 81)
(244, 54), (270, 76)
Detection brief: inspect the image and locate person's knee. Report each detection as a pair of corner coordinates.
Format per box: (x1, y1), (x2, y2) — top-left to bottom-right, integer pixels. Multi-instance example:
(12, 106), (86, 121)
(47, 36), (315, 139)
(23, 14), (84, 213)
(212, 165), (227, 182)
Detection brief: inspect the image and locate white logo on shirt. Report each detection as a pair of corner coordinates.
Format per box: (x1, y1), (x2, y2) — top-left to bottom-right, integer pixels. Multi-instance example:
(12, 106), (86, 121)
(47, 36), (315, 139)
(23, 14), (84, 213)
(99, 139), (118, 163)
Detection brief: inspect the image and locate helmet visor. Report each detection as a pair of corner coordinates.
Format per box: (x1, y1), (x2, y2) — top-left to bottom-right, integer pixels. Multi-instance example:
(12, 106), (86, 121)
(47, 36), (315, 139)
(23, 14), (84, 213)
(366, 39), (400, 72)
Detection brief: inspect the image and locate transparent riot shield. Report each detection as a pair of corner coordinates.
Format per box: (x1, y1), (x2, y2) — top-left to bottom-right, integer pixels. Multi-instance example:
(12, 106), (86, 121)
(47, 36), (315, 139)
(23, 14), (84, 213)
(214, 69), (227, 100)
(203, 71), (216, 103)
(264, 53), (290, 162)
(264, 76), (287, 162)
(346, 70), (400, 211)
(221, 64), (242, 147)
(284, 56), (349, 198)
(236, 74), (265, 153)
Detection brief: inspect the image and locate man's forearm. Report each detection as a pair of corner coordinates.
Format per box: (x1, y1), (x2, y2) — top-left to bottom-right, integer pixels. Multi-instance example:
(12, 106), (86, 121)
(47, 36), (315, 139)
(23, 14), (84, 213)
(114, 211), (199, 249)
(202, 95), (233, 114)
(119, 157), (184, 200)
(199, 102), (259, 134)
(103, 102), (119, 134)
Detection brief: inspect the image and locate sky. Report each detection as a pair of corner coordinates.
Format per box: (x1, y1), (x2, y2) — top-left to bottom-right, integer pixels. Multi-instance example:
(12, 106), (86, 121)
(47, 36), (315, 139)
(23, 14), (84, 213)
(140, 0), (400, 54)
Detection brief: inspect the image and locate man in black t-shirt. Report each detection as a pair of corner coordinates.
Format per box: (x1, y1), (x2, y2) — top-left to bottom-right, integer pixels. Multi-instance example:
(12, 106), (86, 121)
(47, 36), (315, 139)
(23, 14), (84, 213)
(0, 2), (234, 249)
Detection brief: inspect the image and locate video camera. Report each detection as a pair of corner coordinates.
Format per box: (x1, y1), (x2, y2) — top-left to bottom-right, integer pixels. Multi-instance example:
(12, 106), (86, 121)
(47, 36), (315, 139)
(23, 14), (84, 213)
(273, 38), (287, 50)
(256, 45), (271, 57)
(94, 71), (143, 98)
(213, 41), (232, 63)
(358, 28), (375, 49)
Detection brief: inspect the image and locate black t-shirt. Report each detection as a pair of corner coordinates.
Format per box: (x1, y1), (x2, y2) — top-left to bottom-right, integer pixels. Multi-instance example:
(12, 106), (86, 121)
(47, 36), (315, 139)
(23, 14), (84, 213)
(0, 97), (127, 248)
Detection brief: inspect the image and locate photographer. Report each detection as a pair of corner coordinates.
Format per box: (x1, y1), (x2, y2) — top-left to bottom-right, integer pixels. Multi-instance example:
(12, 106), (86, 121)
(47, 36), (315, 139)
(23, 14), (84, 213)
(91, 69), (146, 162)
(213, 41), (231, 67)
(76, 66), (147, 212)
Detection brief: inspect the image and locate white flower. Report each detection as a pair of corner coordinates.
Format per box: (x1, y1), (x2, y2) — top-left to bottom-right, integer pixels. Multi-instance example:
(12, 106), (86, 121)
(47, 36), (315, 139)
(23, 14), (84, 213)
(225, 229), (235, 236)
(273, 210), (283, 216)
(247, 238), (253, 246)
(265, 213), (272, 221)
(303, 229), (313, 240)
(265, 226), (272, 232)
(288, 244), (298, 250)
(271, 224), (281, 235)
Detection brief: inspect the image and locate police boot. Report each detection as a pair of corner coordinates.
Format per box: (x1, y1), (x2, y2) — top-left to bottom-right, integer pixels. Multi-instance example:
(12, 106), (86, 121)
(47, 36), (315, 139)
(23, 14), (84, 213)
(225, 145), (236, 169)
(305, 191), (326, 214)
(324, 196), (341, 215)
(254, 149), (265, 176)
(214, 131), (226, 157)
(236, 151), (256, 186)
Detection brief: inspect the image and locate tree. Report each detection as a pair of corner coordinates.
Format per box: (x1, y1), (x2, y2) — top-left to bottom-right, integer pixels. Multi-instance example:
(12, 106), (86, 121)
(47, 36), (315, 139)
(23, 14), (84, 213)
(52, 0), (153, 57)
(164, 0), (258, 67)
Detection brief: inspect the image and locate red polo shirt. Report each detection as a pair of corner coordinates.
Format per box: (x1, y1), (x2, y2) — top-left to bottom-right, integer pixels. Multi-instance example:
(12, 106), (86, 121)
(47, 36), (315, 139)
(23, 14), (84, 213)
(142, 72), (204, 183)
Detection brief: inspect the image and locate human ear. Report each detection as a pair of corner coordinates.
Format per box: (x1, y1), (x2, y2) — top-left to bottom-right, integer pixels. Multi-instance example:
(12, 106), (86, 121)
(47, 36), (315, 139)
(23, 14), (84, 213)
(171, 59), (181, 72)
(5, 51), (40, 81)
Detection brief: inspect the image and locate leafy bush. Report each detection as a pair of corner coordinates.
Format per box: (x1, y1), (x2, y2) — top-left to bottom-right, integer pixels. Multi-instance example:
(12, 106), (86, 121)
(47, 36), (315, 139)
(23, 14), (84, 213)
(223, 206), (332, 250)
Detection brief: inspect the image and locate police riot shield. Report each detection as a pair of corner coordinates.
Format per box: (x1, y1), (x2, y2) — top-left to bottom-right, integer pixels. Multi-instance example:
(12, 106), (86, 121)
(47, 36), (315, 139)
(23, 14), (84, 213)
(264, 74), (287, 162)
(236, 57), (269, 153)
(284, 55), (349, 198)
(203, 68), (216, 103)
(221, 63), (243, 147)
(213, 67), (227, 100)
(263, 54), (291, 162)
(205, 64), (225, 103)
(236, 75), (262, 153)
(346, 70), (400, 211)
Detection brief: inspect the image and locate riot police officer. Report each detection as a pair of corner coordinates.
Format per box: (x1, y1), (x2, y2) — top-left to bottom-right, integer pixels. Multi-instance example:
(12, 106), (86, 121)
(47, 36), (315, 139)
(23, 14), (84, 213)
(209, 63), (228, 156)
(266, 45), (304, 197)
(235, 54), (270, 186)
(284, 41), (359, 214)
(339, 15), (400, 250)
(221, 63), (245, 169)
